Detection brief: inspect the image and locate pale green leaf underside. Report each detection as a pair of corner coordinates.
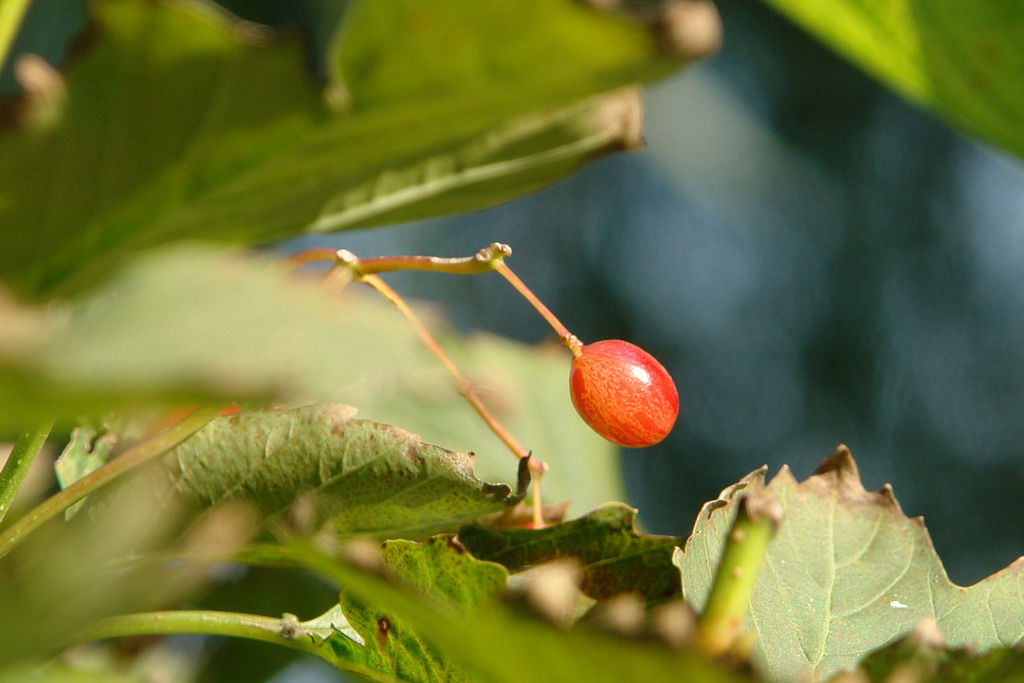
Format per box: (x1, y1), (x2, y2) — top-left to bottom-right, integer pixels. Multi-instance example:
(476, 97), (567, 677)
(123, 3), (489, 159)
(0, 0), (688, 300)
(760, 0), (1024, 161)
(677, 447), (1024, 680)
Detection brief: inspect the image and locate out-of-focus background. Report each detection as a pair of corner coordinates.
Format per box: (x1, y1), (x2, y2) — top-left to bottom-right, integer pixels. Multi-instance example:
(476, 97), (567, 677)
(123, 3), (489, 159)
(298, 0), (1024, 588)
(7, 0), (1023, 592)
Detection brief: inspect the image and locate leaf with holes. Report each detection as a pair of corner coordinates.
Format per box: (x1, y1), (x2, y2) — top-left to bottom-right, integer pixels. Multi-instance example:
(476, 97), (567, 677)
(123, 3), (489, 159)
(675, 447), (1024, 681)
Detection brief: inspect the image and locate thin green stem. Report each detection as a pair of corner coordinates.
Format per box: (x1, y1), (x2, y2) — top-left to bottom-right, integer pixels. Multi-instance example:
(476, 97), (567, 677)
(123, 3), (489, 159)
(0, 405), (222, 560)
(493, 262), (582, 358)
(696, 493), (782, 656)
(0, 0), (33, 75)
(0, 419), (53, 524)
(79, 610), (374, 677)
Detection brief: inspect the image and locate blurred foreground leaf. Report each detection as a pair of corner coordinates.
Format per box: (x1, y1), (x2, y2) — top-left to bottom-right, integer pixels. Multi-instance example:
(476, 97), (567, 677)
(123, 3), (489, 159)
(0, 479), (228, 668)
(760, 0), (1024, 161)
(304, 539), (745, 683)
(0, 246), (419, 427)
(0, 0), (708, 300)
(460, 502), (683, 604)
(676, 446), (1024, 680)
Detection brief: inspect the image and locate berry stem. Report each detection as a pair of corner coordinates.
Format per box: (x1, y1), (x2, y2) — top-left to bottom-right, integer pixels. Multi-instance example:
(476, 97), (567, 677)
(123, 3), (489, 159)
(358, 272), (530, 457)
(0, 419), (53, 524)
(353, 271), (547, 528)
(695, 493), (782, 656)
(287, 243), (512, 276)
(0, 405), (222, 560)
(493, 262), (582, 358)
(284, 247), (339, 268)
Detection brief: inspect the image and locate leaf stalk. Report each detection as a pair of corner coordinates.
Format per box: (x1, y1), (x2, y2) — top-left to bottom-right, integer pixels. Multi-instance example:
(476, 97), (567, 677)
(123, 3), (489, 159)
(695, 493), (782, 657)
(78, 609), (374, 678)
(0, 419), (53, 524)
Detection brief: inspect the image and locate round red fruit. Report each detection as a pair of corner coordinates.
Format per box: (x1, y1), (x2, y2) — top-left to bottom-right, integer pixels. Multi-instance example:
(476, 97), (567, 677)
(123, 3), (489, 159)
(569, 340), (679, 448)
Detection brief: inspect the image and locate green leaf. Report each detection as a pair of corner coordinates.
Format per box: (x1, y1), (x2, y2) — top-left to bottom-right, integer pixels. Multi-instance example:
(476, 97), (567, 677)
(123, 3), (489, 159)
(339, 535), (509, 681)
(459, 502), (683, 604)
(143, 403), (520, 540)
(302, 540), (747, 683)
(760, 0), (1024, 161)
(0, 0), (703, 301)
(676, 446), (1024, 681)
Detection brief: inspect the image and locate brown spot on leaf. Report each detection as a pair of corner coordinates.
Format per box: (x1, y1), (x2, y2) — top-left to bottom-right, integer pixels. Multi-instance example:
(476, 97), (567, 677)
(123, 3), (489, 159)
(404, 442), (424, 468)
(375, 617), (391, 649)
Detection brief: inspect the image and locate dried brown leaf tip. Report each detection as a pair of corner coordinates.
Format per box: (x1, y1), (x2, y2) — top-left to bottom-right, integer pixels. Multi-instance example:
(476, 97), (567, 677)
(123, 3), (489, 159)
(659, 0), (723, 60)
(809, 444), (905, 511)
(592, 87), (645, 151)
(510, 559), (586, 627)
(10, 54), (67, 132)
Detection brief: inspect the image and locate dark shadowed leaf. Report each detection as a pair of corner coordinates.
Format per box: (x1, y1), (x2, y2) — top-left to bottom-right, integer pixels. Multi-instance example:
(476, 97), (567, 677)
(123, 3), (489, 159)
(460, 502), (683, 603)
(676, 446), (1024, 681)
(849, 619), (1024, 683)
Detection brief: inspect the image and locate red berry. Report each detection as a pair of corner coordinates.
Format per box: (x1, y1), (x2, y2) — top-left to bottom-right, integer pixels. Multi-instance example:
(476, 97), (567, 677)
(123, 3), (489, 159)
(569, 340), (679, 448)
